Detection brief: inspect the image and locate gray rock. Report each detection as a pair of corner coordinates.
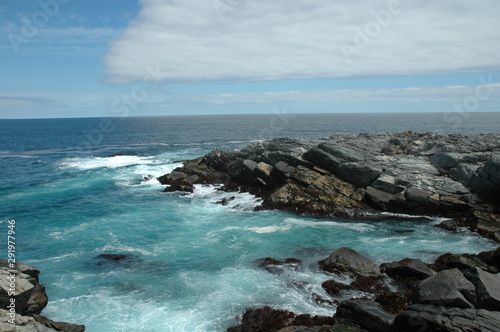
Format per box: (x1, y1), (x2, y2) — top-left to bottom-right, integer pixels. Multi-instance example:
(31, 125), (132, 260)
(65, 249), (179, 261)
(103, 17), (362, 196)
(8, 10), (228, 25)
(429, 153), (460, 169)
(319, 247), (380, 277)
(0, 269), (35, 314)
(0, 260), (40, 281)
(391, 304), (500, 332)
(412, 268), (476, 309)
(471, 158), (500, 204)
(30, 314), (85, 332)
(381, 258), (435, 281)
(463, 267), (500, 311)
(335, 299), (395, 332)
(0, 309), (56, 332)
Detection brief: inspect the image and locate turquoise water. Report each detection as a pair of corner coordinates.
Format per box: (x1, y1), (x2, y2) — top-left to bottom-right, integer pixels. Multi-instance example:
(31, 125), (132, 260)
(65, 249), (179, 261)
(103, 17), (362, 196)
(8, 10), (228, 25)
(1, 114), (498, 331)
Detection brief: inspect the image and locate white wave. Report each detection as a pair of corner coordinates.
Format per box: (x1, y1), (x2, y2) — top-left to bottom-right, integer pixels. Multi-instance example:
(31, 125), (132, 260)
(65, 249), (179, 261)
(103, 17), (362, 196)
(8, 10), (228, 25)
(379, 212), (435, 220)
(188, 184), (223, 198)
(284, 218), (375, 232)
(113, 162), (183, 188)
(360, 236), (408, 244)
(186, 185), (263, 211)
(24, 252), (81, 264)
(246, 225), (292, 233)
(94, 244), (155, 257)
(59, 155), (156, 170)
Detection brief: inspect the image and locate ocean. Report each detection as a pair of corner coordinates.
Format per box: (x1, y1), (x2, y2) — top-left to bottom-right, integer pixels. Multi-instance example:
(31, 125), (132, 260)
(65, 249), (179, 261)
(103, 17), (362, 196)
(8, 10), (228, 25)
(1, 112), (499, 331)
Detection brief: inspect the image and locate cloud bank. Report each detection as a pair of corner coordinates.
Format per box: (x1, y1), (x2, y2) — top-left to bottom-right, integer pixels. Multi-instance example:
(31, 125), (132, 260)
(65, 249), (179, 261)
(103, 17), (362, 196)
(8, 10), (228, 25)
(104, 0), (500, 85)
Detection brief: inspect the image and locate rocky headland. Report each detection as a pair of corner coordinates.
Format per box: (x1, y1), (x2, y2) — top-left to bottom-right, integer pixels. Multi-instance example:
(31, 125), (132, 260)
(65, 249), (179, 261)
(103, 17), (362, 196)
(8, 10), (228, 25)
(158, 131), (500, 331)
(158, 131), (500, 241)
(0, 260), (85, 332)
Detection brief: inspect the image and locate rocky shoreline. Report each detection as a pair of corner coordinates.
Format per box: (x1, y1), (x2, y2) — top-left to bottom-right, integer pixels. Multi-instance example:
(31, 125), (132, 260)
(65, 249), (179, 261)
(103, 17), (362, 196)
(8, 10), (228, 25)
(157, 131), (500, 331)
(0, 260), (85, 332)
(228, 246), (500, 332)
(159, 132), (500, 242)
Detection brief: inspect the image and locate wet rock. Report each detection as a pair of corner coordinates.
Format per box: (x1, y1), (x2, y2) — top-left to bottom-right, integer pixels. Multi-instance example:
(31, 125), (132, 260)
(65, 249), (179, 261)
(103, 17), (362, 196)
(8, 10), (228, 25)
(319, 247), (381, 277)
(434, 219), (461, 232)
(432, 252), (490, 272)
(463, 267), (500, 311)
(321, 280), (350, 297)
(256, 257), (301, 275)
(412, 269), (476, 309)
(215, 196), (236, 206)
(335, 299), (395, 332)
(227, 306), (335, 332)
(391, 304), (500, 332)
(381, 258), (435, 281)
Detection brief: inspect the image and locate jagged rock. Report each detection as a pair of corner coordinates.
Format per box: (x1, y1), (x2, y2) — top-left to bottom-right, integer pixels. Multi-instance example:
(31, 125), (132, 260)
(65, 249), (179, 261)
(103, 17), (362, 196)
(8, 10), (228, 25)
(256, 257), (301, 275)
(321, 280), (350, 297)
(159, 132), (500, 240)
(412, 269), (476, 309)
(335, 299), (395, 332)
(226, 306), (335, 332)
(391, 304), (500, 332)
(463, 267), (500, 311)
(476, 247), (500, 272)
(0, 309), (56, 332)
(381, 258), (435, 281)
(96, 253), (136, 262)
(433, 252), (489, 272)
(470, 158), (500, 205)
(0, 260), (41, 281)
(319, 247), (380, 277)
(0, 268), (47, 315)
(434, 219), (461, 232)
(29, 314), (85, 332)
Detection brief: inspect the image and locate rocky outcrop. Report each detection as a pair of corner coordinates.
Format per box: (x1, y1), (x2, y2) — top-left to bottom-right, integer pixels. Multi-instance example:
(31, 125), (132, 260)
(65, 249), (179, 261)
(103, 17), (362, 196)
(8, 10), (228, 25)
(381, 258), (435, 281)
(159, 132), (500, 241)
(391, 265), (500, 332)
(319, 247), (381, 277)
(0, 261), (84, 332)
(335, 299), (395, 332)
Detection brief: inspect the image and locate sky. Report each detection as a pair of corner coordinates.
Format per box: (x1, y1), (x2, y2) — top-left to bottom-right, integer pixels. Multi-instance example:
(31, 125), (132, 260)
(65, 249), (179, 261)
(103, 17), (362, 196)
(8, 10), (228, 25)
(1, 0), (500, 119)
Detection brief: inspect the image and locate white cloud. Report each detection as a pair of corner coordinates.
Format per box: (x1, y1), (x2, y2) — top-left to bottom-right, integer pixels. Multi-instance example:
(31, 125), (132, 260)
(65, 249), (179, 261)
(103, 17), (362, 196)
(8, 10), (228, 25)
(104, 0), (500, 85)
(176, 84), (500, 104)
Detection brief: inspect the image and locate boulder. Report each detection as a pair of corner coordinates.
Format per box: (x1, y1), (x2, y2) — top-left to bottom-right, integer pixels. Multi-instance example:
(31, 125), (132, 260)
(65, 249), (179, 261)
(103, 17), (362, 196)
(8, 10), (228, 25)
(432, 252), (489, 272)
(335, 299), (395, 332)
(381, 258), (435, 281)
(0, 309), (56, 332)
(463, 267), (500, 311)
(0, 261), (40, 281)
(321, 280), (350, 297)
(226, 306), (335, 332)
(470, 158), (500, 204)
(412, 269), (476, 309)
(319, 247), (381, 277)
(256, 257), (301, 275)
(30, 314), (85, 332)
(0, 269), (35, 314)
(391, 304), (500, 332)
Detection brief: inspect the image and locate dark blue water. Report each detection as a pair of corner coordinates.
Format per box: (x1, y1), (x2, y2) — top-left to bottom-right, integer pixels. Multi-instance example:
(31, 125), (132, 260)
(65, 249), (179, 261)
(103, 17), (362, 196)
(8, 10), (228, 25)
(0, 113), (498, 331)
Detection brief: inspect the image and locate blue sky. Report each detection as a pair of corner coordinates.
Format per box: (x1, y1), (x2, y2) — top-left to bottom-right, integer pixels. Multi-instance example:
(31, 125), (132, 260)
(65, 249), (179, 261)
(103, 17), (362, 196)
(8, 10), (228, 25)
(1, 0), (499, 119)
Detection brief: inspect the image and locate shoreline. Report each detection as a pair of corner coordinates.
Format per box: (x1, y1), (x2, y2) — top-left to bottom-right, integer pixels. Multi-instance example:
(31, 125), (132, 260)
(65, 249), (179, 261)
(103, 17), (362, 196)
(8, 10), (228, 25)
(159, 131), (500, 243)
